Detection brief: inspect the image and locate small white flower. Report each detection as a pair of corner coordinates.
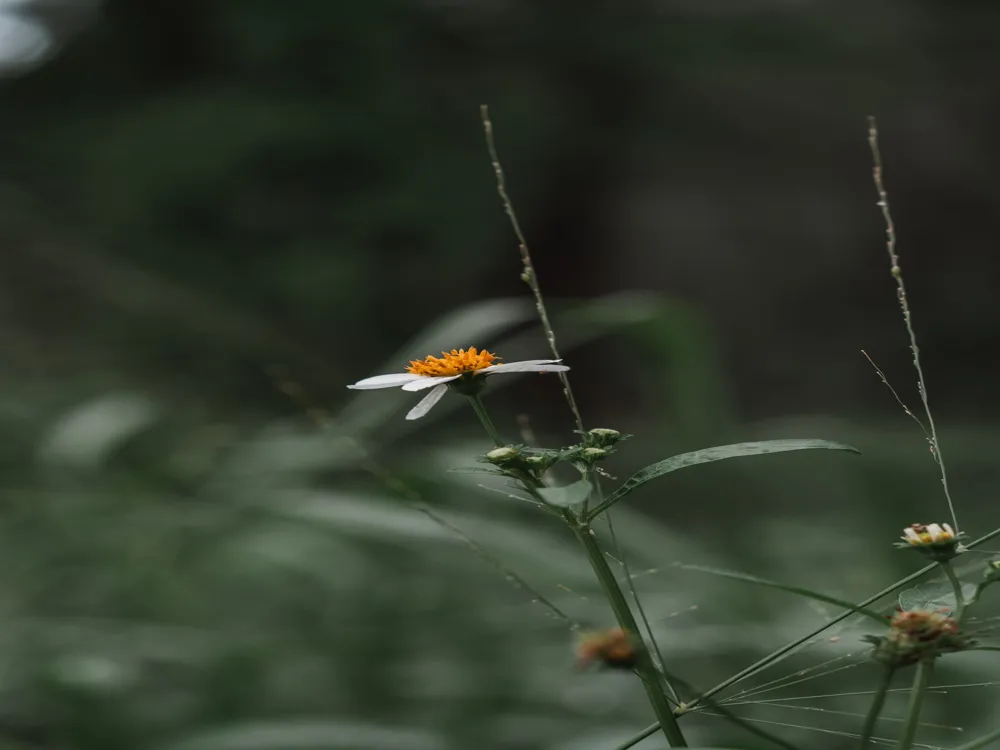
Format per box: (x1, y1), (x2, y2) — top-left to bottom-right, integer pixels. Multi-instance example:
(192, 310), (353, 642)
(346, 347), (568, 420)
(901, 523), (956, 545)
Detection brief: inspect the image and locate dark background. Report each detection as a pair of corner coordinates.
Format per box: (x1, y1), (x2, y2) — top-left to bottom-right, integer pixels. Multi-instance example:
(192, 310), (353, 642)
(0, 2), (998, 749)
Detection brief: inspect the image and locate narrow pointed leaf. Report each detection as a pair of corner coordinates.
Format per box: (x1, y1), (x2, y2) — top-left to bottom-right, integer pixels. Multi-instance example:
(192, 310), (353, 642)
(536, 479), (592, 508)
(589, 439), (859, 518)
(673, 562), (887, 623)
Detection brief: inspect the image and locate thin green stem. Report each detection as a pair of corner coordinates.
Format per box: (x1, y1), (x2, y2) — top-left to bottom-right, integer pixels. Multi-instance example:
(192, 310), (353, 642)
(480, 104), (584, 434)
(868, 117), (958, 533)
(857, 666), (895, 750)
(573, 522), (687, 747)
(896, 659), (933, 750)
(952, 725), (1000, 750)
(603, 503), (681, 704)
(463, 394), (686, 742)
(468, 394), (505, 447)
(967, 581), (988, 609)
(481, 102), (688, 740)
(941, 560), (967, 621)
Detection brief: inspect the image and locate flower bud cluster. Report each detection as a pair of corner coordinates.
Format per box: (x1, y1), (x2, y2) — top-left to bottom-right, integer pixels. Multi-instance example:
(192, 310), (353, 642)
(484, 445), (559, 473)
(480, 428), (630, 476)
(865, 609), (972, 667)
(575, 627), (637, 670)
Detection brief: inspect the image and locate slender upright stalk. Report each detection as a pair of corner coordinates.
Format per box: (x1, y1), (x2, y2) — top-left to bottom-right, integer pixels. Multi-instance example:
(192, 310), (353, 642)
(940, 561), (966, 621)
(481, 105), (584, 433)
(896, 659), (933, 750)
(574, 522), (688, 747)
(480, 104), (687, 741)
(464, 393), (687, 746)
(858, 666), (895, 750)
(868, 117), (958, 532)
(602, 494), (681, 703)
(468, 394), (505, 447)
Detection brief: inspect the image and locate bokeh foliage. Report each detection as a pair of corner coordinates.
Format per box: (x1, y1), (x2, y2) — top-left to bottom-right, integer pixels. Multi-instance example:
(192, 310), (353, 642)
(1, 1), (999, 748)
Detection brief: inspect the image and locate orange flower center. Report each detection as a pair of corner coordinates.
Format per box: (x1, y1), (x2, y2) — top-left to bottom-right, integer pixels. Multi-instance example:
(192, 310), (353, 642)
(406, 347), (499, 377)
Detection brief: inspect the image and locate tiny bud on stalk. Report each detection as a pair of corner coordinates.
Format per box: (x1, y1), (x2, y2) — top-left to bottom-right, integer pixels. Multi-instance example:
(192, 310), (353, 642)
(584, 428), (624, 448)
(575, 627), (637, 670)
(485, 446), (519, 465)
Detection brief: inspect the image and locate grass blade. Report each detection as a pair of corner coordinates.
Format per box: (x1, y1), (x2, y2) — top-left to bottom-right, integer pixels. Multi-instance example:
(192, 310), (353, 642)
(673, 563), (887, 623)
(589, 440), (860, 519)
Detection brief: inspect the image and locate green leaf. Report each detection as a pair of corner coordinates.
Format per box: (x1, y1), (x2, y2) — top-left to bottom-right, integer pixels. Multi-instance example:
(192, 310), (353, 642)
(589, 439), (859, 518)
(672, 562), (887, 624)
(536, 478), (592, 508)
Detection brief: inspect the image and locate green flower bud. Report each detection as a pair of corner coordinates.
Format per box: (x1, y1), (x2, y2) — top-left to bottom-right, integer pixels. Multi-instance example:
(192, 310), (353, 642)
(983, 559), (1000, 582)
(586, 428), (622, 448)
(485, 446), (520, 465)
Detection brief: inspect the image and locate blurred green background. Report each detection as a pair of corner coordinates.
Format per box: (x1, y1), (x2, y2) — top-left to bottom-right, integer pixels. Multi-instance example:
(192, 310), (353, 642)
(1, 1), (999, 748)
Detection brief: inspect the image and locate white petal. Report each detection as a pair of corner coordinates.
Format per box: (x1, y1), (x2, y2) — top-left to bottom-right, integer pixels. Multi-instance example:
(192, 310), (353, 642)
(481, 359), (561, 371)
(926, 523), (943, 539)
(347, 373), (423, 390)
(481, 360), (570, 375)
(942, 523), (955, 536)
(401, 375), (462, 392)
(406, 384), (449, 420)
(902, 528), (921, 542)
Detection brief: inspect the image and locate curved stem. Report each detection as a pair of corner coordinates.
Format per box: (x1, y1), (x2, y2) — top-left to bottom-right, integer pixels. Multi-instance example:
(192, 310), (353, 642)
(941, 561), (966, 621)
(467, 394), (505, 447)
(463, 393), (683, 746)
(896, 659), (933, 750)
(573, 522), (688, 747)
(858, 666), (895, 750)
(602, 501), (681, 704)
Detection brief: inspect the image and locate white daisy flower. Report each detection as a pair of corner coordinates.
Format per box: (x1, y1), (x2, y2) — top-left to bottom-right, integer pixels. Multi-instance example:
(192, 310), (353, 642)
(347, 346), (568, 420)
(901, 522), (956, 546)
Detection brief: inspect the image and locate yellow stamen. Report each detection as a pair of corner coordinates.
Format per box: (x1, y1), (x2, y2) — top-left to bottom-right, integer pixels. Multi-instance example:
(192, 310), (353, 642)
(406, 347), (499, 377)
